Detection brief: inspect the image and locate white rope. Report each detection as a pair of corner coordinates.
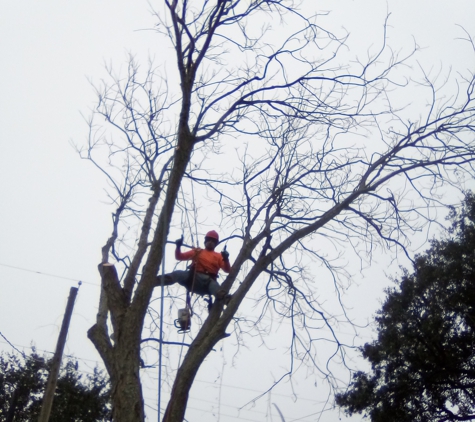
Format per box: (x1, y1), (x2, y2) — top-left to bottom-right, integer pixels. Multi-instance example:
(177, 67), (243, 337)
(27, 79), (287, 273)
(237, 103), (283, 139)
(190, 179), (199, 245)
(180, 181), (199, 247)
(161, 179), (201, 411)
(158, 215), (167, 422)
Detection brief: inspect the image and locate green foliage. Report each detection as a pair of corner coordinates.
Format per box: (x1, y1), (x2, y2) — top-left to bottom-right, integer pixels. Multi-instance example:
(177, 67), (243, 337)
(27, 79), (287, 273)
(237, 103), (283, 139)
(336, 193), (475, 422)
(0, 349), (111, 422)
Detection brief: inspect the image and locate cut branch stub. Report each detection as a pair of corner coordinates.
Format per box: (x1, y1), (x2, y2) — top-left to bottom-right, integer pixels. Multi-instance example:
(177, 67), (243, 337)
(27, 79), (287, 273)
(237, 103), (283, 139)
(100, 263), (127, 334)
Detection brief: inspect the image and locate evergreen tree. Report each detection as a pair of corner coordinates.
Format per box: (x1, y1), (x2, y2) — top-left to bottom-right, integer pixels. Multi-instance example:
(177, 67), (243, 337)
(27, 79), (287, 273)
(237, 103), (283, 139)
(336, 193), (475, 422)
(0, 350), (111, 422)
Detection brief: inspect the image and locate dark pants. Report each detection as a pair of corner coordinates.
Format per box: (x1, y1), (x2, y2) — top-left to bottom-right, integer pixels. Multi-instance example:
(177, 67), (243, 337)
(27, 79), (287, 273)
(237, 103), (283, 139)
(167, 270), (220, 297)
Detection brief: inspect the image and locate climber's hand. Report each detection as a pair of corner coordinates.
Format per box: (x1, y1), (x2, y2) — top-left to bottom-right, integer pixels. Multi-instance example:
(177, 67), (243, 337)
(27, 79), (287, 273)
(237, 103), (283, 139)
(175, 236), (184, 248)
(221, 250), (229, 262)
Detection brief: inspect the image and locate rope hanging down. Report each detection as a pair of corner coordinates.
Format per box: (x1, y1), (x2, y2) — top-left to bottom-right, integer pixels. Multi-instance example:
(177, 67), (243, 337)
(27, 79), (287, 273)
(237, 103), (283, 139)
(174, 182), (201, 333)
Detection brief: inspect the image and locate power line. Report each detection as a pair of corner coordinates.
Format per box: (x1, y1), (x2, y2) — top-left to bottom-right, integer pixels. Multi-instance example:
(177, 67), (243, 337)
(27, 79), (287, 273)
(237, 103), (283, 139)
(1, 337), (322, 422)
(1, 264), (346, 420)
(0, 335), (106, 380)
(0, 262), (99, 286)
(195, 379), (320, 403)
(186, 385), (325, 422)
(0, 338), (102, 367)
(0, 331), (27, 358)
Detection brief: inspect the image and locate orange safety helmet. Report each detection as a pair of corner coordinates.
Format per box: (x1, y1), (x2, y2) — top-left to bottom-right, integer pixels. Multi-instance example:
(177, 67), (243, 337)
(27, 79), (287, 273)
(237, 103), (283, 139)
(205, 230), (220, 242)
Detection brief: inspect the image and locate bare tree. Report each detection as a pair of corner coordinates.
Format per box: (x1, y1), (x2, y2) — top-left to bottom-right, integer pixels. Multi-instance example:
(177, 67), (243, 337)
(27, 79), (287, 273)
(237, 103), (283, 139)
(79, 2), (475, 421)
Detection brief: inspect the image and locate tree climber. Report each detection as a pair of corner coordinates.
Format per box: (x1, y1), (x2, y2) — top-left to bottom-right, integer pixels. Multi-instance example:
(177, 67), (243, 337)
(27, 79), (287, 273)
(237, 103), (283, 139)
(157, 230), (231, 302)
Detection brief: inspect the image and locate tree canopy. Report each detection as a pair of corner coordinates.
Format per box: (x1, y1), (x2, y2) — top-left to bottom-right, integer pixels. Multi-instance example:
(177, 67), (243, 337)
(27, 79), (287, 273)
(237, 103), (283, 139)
(336, 193), (475, 422)
(80, 1), (475, 420)
(0, 350), (111, 422)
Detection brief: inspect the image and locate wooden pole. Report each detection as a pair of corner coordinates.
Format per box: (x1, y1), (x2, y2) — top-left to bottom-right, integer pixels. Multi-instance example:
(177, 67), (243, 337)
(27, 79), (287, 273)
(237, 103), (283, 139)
(38, 286), (78, 422)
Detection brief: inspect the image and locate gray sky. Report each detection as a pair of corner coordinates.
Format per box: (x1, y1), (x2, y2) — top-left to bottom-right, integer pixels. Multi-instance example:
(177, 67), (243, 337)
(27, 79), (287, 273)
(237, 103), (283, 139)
(1, 1), (475, 421)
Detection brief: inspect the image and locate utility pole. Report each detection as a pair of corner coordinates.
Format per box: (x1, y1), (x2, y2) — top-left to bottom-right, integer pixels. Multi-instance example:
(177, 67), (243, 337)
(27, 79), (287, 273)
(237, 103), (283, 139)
(38, 285), (79, 422)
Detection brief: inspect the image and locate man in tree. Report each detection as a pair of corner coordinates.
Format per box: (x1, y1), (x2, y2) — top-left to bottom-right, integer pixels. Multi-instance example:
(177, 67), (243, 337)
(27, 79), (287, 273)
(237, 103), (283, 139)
(158, 230), (231, 300)
(336, 193), (475, 422)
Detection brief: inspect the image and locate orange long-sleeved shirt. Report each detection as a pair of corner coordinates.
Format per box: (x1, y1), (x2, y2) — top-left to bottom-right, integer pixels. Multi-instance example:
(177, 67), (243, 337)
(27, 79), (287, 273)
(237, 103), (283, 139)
(175, 248), (230, 277)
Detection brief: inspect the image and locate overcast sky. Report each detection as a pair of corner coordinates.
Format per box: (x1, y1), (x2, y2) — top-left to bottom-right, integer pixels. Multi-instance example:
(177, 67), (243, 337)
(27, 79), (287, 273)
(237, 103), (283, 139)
(1, 1), (475, 421)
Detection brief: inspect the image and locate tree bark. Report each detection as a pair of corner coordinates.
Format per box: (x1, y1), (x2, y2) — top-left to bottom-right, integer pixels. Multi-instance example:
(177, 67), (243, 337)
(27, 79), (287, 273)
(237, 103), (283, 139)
(89, 264), (145, 422)
(89, 317), (145, 422)
(110, 344), (144, 422)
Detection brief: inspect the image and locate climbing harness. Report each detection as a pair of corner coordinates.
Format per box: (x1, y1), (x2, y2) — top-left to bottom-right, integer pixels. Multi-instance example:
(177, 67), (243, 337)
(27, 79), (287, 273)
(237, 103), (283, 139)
(173, 247), (219, 332)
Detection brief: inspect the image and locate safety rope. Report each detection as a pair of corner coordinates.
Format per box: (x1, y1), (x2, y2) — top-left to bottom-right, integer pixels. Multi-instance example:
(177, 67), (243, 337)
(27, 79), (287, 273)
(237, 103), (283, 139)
(185, 249), (202, 317)
(180, 181), (199, 248)
(190, 180), (199, 245)
(179, 181), (201, 319)
(180, 187), (195, 247)
(158, 213), (167, 422)
(158, 181), (201, 416)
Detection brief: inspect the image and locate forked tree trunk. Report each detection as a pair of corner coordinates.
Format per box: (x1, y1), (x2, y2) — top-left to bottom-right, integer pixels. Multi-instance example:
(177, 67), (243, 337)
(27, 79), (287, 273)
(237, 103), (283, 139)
(89, 323), (145, 422)
(88, 263), (147, 422)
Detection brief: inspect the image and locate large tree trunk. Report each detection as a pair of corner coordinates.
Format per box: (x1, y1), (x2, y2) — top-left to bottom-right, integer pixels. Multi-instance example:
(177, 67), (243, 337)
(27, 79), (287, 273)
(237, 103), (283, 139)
(110, 344), (144, 422)
(89, 320), (146, 422)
